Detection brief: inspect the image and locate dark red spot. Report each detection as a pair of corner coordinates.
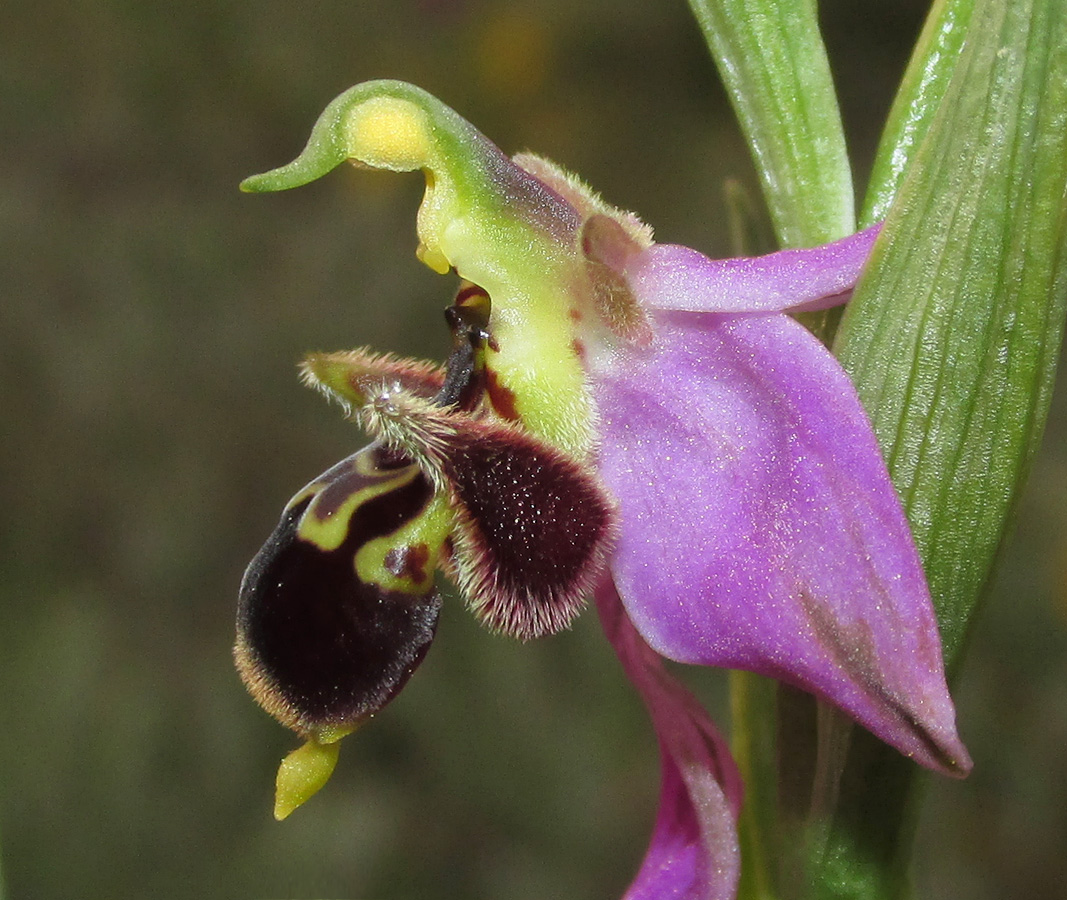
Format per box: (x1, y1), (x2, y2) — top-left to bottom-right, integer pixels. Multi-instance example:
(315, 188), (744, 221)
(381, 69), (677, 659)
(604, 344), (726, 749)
(384, 543), (432, 585)
(485, 369), (521, 421)
(571, 338), (586, 363)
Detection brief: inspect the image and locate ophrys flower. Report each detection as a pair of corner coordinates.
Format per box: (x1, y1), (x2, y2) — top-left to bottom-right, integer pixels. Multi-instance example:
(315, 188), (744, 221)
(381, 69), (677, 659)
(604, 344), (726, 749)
(236, 80), (969, 898)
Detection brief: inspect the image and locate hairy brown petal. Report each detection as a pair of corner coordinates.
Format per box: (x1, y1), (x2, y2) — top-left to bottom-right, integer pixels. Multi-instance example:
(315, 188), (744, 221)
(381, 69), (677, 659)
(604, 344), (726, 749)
(446, 419), (617, 639)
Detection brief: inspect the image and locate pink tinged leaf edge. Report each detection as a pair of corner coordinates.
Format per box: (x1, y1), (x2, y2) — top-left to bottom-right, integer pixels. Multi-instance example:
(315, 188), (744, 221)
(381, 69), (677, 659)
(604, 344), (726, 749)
(596, 582), (741, 900)
(628, 223), (882, 315)
(592, 310), (971, 776)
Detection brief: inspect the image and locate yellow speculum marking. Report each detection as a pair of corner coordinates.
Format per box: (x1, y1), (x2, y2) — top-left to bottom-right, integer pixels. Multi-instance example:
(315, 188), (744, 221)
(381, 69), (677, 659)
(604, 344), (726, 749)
(295, 463), (421, 551)
(355, 493), (453, 593)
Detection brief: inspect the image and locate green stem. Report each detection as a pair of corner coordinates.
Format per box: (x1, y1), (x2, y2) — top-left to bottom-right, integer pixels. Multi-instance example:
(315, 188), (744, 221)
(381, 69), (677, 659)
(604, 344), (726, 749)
(730, 671), (781, 900)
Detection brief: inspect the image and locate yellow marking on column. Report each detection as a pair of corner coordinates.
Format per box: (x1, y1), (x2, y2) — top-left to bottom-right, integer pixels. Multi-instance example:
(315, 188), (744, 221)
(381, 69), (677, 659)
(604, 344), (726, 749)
(345, 97), (433, 172)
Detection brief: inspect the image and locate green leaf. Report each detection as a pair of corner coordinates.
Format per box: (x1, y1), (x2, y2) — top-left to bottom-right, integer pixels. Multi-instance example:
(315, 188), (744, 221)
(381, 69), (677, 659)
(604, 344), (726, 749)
(687, 0), (854, 247)
(816, 0), (1067, 895)
(837, 0), (1067, 670)
(862, 0), (977, 226)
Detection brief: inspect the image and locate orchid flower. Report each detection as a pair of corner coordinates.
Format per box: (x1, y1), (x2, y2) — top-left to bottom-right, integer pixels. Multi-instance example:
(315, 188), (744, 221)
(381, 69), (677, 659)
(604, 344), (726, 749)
(234, 81), (970, 898)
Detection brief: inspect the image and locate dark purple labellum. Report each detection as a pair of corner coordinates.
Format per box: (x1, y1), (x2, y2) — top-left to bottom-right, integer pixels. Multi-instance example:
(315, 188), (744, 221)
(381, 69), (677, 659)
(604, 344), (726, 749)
(235, 445), (442, 736)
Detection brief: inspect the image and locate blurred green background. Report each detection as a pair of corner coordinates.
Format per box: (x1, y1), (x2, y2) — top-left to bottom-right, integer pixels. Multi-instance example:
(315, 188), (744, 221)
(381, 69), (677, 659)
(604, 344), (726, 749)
(3, 1), (1065, 898)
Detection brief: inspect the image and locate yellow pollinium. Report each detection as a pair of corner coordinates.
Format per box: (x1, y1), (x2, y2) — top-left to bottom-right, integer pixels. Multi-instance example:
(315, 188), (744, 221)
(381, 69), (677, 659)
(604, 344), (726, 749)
(416, 242), (452, 275)
(345, 97), (433, 172)
(274, 725), (356, 821)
